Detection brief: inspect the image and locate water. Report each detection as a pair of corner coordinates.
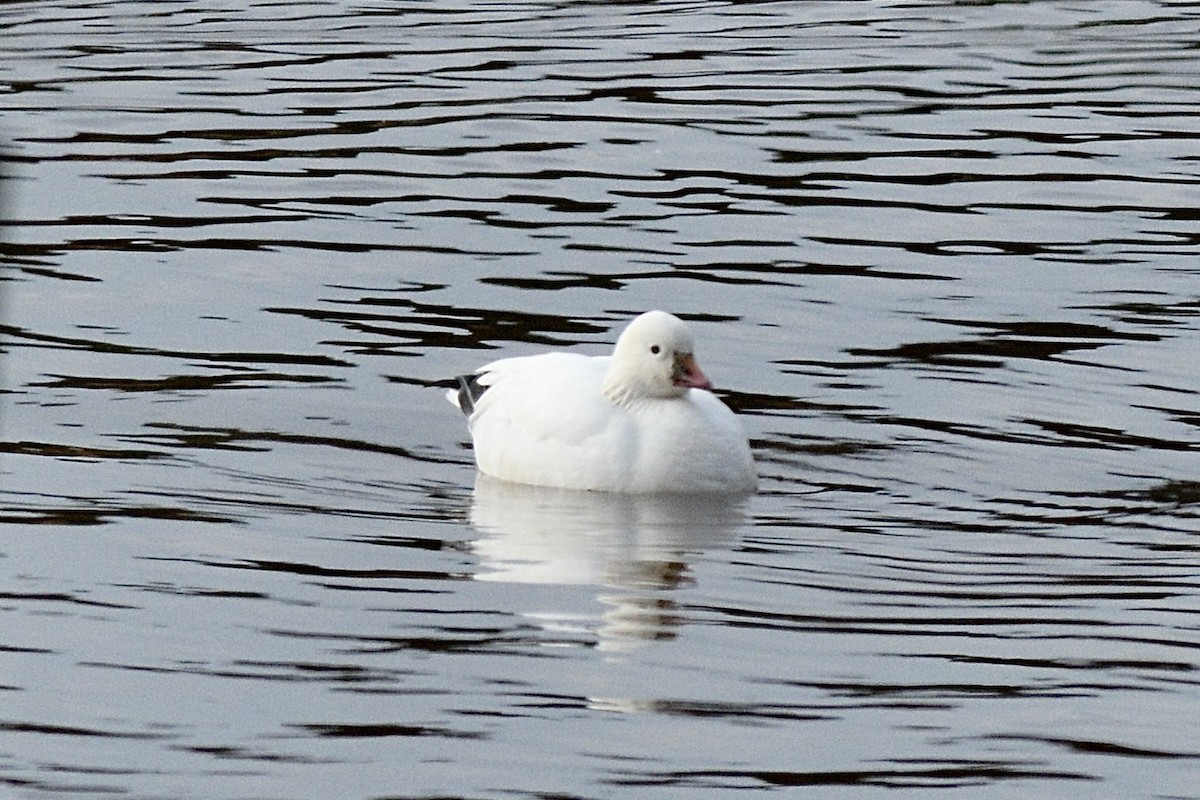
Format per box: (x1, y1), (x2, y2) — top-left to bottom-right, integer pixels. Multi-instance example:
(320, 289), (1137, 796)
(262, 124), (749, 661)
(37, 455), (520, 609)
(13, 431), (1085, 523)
(2, 1), (1199, 798)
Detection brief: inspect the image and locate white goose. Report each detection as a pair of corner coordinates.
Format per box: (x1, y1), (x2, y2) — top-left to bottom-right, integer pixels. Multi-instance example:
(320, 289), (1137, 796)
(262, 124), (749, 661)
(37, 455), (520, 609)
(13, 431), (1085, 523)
(446, 310), (756, 493)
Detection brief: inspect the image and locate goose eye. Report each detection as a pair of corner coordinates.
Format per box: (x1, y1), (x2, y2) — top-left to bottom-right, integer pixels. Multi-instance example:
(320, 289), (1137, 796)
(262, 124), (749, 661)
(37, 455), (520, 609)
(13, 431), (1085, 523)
(650, 345), (661, 355)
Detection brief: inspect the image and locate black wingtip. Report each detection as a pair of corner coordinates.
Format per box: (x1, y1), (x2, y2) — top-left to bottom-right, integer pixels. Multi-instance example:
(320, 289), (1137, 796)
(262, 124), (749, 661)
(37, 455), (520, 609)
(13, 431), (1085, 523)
(455, 373), (486, 416)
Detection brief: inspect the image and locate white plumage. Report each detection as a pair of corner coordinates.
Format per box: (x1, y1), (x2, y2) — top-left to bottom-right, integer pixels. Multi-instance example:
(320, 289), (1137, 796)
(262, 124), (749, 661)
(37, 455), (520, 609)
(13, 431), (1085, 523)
(446, 310), (756, 494)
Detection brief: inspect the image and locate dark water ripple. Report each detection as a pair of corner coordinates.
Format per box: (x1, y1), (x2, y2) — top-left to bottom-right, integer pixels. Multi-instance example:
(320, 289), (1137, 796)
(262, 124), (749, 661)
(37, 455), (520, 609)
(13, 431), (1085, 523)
(3, 1), (1200, 799)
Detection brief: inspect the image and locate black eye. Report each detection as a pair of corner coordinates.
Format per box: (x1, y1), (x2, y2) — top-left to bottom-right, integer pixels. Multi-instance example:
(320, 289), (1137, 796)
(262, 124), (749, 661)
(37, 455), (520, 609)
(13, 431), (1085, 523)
(650, 345), (661, 355)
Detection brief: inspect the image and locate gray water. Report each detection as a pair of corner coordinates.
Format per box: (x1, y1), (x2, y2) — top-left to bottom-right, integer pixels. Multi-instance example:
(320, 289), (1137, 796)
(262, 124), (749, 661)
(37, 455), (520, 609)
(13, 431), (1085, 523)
(2, 1), (1199, 798)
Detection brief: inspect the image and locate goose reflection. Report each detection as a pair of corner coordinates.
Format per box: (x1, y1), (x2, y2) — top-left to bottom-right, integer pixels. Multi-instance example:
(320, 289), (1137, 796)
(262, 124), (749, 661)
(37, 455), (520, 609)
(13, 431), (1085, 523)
(469, 475), (749, 651)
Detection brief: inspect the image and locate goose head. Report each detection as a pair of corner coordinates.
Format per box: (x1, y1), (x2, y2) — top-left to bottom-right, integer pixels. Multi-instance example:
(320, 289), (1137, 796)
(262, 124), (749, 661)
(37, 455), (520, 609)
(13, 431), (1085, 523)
(603, 310), (712, 404)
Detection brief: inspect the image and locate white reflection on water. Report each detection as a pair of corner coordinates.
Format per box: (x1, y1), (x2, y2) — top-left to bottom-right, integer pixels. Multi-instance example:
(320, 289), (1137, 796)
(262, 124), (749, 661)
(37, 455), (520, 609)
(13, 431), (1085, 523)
(470, 475), (748, 650)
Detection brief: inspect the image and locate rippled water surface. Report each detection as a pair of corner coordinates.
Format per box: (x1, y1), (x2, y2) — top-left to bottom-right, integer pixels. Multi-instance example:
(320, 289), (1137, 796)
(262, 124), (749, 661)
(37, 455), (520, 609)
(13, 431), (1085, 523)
(2, 1), (1199, 798)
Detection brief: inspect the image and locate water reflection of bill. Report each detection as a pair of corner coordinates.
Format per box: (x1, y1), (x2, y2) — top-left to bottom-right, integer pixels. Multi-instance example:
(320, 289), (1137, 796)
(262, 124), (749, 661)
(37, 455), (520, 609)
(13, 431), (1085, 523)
(469, 475), (749, 651)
